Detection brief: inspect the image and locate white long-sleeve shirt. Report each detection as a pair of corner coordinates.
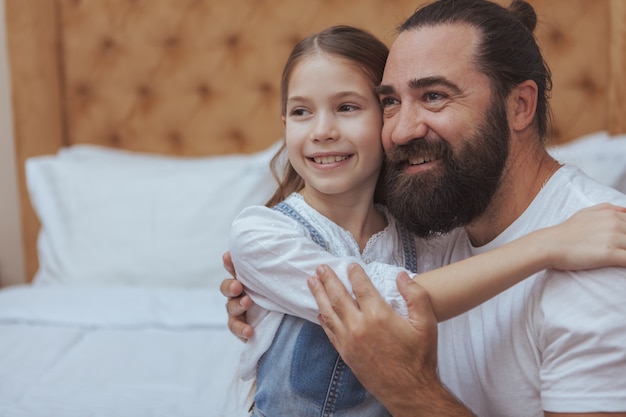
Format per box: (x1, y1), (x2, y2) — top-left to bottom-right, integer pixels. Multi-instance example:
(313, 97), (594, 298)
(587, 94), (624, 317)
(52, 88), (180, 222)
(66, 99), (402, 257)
(229, 192), (414, 380)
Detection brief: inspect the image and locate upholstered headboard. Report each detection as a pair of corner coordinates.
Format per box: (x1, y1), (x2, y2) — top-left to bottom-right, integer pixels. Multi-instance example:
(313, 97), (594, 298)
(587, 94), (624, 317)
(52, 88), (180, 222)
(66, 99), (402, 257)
(6, 0), (626, 282)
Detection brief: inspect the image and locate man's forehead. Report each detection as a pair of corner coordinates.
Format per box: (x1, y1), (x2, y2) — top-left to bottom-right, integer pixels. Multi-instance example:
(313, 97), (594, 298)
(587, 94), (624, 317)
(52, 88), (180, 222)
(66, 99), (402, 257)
(384, 24), (479, 80)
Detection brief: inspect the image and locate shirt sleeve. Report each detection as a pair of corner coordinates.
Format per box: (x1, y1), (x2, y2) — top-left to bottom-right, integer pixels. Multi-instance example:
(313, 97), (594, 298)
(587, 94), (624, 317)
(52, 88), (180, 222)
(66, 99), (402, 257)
(533, 267), (626, 412)
(229, 205), (410, 323)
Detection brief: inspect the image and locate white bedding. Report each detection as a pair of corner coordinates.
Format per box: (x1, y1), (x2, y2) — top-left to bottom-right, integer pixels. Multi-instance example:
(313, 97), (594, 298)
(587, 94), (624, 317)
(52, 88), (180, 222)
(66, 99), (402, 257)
(0, 286), (250, 417)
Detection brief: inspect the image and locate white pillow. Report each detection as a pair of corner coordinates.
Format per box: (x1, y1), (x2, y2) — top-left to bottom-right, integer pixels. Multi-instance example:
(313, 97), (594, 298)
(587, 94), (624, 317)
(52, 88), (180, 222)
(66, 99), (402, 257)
(27, 142), (281, 287)
(548, 131), (626, 194)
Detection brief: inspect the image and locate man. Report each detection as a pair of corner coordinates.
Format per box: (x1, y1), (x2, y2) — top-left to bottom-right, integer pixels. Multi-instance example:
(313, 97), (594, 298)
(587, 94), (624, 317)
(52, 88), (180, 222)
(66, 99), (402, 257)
(222, 0), (626, 415)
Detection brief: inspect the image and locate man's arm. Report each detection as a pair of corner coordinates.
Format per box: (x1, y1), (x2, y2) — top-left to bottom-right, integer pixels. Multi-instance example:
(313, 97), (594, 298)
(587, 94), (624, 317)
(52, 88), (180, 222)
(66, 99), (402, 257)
(308, 264), (626, 417)
(307, 263), (475, 417)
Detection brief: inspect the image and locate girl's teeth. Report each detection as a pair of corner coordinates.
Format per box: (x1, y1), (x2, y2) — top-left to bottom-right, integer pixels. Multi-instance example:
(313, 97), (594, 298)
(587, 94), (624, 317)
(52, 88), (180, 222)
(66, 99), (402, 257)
(313, 155), (348, 164)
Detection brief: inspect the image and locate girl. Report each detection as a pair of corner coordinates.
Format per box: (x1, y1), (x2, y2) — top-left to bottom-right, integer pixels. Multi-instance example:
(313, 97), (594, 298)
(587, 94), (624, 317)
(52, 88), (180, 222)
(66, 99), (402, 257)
(229, 25), (626, 416)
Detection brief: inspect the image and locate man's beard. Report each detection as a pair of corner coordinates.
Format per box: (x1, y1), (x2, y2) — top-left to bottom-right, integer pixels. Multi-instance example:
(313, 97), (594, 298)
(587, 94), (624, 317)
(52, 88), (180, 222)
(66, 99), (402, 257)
(382, 98), (510, 238)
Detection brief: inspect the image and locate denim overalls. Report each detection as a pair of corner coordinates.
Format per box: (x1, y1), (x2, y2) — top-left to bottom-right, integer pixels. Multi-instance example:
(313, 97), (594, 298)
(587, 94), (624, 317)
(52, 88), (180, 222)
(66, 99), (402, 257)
(251, 202), (417, 417)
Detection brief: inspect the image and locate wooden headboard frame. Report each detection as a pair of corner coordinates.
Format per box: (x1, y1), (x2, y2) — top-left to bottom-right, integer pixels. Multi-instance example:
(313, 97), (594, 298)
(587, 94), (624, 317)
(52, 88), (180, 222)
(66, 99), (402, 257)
(6, 0), (626, 282)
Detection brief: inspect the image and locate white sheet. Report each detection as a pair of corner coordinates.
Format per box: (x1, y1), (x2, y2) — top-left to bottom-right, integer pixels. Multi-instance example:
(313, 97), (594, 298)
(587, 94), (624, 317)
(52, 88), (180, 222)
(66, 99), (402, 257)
(0, 286), (251, 417)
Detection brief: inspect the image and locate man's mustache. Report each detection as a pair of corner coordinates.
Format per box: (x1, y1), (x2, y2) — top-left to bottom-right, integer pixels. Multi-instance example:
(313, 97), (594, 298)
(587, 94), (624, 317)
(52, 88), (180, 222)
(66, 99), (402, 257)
(386, 137), (450, 164)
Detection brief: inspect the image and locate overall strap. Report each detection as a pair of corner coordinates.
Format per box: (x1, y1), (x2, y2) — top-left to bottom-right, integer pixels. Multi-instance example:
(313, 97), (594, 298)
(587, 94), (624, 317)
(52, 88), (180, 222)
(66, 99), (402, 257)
(273, 201), (329, 251)
(399, 225), (418, 273)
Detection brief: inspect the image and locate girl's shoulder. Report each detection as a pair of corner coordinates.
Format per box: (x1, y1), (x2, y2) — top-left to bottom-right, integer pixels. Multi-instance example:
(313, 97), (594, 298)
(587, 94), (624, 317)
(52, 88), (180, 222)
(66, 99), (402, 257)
(231, 193), (310, 233)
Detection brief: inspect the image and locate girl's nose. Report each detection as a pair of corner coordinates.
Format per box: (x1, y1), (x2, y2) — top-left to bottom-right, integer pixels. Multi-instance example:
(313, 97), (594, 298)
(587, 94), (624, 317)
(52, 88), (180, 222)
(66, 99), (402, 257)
(311, 112), (339, 142)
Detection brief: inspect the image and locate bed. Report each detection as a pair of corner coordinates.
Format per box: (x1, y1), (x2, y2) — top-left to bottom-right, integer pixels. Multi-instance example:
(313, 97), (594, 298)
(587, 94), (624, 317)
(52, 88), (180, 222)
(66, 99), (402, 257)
(1, 0), (625, 416)
(0, 143), (281, 416)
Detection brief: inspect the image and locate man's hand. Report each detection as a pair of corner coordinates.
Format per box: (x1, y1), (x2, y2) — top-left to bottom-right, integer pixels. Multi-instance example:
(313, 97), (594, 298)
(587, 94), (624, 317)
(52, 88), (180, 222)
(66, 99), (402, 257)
(307, 263), (474, 417)
(220, 251), (254, 342)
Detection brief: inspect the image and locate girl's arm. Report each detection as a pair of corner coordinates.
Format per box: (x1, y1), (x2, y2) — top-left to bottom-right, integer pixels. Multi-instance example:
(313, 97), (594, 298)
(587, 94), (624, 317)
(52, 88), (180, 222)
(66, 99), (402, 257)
(231, 203), (626, 323)
(229, 205), (408, 323)
(416, 203), (626, 321)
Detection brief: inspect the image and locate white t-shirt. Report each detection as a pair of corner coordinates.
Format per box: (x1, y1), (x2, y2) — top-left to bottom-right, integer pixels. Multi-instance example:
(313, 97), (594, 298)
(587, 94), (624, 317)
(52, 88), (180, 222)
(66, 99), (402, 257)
(229, 192), (412, 380)
(424, 165), (626, 415)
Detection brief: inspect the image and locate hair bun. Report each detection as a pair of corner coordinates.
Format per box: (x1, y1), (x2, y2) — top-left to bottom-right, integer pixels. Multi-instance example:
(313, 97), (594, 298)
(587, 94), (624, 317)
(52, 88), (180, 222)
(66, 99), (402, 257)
(508, 0), (537, 32)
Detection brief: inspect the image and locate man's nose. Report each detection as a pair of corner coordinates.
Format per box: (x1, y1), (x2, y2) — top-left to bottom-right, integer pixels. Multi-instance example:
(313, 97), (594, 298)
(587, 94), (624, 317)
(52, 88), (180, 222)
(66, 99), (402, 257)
(385, 105), (428, 148)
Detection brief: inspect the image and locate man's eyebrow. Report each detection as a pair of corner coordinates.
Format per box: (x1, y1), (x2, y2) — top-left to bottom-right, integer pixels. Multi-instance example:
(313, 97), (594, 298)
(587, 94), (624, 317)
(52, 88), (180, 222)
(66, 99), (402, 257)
(375, 76), (462, 96)
(374, 77), (461, 95)
(409, 76), (462, 95)
(375, 84), (395, 96)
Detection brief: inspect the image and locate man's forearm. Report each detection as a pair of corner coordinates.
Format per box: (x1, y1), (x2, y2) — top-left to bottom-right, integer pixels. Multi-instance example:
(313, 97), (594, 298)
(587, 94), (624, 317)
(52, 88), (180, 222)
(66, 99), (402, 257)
(385, 380), (476, 417)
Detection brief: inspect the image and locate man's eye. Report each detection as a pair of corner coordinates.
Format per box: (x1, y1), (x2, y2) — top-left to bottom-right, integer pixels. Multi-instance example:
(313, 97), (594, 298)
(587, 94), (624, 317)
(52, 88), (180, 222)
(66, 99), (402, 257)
(425, 92), (444, 101)
(380, 97), (398, 108)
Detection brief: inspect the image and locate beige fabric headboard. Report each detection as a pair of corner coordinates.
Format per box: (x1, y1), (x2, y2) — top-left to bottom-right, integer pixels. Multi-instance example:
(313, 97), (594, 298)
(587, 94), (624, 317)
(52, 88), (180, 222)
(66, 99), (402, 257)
(6, 0), (626, 282)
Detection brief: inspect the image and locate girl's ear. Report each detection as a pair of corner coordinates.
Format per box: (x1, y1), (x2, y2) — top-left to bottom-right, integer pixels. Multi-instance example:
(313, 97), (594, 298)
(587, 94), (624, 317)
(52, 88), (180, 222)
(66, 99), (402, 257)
(281, 115), (286, 130)
(508, 80), (538, 132)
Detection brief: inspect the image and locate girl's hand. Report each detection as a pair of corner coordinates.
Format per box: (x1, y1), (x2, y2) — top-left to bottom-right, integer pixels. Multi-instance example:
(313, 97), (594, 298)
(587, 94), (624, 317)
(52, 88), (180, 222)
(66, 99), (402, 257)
(544, 203), (626, 270)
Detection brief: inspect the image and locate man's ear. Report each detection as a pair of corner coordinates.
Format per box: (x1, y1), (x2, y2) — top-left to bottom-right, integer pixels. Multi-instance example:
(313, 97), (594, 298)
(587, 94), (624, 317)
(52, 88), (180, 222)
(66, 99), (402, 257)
(508, 80), (538, 132)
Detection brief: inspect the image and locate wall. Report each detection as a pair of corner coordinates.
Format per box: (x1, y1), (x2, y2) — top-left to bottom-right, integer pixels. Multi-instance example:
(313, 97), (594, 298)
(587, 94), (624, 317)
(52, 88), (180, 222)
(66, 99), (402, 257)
(0, 0), (24, 286)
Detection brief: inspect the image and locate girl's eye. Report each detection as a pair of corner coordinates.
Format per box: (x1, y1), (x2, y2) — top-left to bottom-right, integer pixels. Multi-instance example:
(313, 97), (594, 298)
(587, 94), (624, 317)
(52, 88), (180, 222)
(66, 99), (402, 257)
(290, 108), (310, 117)
(338, 104), (358, 112)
